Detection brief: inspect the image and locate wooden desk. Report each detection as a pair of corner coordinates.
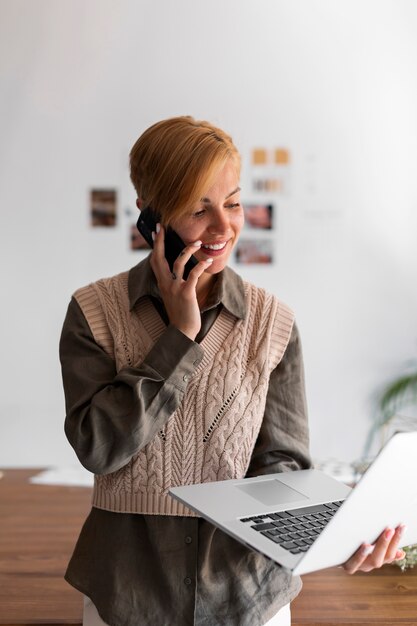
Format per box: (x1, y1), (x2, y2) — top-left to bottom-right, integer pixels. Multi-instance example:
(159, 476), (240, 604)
(0, 469), (90, 625)
(1, 469), (416, 625)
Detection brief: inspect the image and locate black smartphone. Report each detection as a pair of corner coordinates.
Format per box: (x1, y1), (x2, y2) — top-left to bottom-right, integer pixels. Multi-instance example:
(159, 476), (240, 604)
(136, 207), (198, 280)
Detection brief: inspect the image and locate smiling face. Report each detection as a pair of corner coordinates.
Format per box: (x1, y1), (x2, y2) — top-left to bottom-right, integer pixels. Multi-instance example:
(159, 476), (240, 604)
(172, 161), (244, 279)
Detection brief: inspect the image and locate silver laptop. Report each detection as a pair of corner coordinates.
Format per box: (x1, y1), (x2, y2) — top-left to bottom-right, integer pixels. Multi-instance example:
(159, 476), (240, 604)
(169, 431), (417, 575)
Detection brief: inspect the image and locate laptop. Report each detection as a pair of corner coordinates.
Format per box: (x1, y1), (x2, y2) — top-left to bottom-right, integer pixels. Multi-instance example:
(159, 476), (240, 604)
(169, 431), (417, 575)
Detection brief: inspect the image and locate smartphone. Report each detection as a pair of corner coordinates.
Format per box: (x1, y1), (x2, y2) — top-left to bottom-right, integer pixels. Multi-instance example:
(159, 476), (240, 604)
(136, 207), (198, 280)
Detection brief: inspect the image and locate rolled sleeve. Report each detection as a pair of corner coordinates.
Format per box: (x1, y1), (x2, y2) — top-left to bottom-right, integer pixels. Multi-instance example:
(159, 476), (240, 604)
(60, 298), (204, 475)
(137, 324), (204, 391)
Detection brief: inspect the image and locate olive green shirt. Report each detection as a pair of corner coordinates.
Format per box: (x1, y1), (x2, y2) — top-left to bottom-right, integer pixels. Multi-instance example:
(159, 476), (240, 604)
(60, 257), (311, 626)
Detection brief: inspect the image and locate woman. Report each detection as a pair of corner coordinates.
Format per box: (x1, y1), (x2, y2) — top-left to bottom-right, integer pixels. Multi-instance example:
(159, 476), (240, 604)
(60, 116), (406, 626)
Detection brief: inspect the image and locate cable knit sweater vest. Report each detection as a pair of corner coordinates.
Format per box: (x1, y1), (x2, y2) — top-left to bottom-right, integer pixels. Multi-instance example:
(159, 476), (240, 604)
(74, 271), (294, 516)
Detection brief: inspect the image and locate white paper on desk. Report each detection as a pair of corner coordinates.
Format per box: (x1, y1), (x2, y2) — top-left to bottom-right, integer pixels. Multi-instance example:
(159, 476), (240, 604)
(29, 466), (94, 487)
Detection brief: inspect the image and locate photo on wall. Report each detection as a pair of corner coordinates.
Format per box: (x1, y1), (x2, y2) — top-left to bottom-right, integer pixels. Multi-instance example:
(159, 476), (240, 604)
(90, 189), (117, 227)
(130, 223), (150, 251)
(235, 239), (274, 264)
(250, 147), (291, 195)
(243, 203), (274, 230)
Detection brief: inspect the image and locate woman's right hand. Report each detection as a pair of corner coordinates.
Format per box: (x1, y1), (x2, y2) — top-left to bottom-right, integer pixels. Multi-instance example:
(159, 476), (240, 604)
(149, 224), (213, 341)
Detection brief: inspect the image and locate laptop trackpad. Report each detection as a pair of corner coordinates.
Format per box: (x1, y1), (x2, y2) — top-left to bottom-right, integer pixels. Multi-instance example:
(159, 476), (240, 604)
(237, 479), (308, 506)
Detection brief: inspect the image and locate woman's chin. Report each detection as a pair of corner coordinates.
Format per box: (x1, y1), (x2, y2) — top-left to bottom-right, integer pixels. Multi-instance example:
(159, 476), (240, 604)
(204, 258), (228, 274)
(199, 249), (232, 275)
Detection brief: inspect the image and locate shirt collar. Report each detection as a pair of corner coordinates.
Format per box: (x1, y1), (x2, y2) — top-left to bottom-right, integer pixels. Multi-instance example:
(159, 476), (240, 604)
(128, 255), (246, 320)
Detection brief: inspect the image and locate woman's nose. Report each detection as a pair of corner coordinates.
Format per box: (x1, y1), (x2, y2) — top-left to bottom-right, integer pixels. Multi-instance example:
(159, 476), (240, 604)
(207, 209), (230, 236)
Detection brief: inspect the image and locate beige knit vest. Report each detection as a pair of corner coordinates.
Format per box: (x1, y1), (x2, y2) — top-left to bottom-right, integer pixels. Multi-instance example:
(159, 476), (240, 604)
(74, 271), (294, 516)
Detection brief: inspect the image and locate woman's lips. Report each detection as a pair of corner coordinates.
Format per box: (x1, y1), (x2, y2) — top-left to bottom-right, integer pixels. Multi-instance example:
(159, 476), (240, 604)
(199, 241), (229, 257)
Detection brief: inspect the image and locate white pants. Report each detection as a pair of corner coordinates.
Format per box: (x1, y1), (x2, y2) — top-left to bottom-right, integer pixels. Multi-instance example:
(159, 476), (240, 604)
(83, 597), (107, 626)
(264, 603), (291, 625)
(83, 596), (291, 626)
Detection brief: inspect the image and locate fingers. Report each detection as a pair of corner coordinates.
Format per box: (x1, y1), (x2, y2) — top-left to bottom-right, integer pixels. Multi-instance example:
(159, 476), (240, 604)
(150, 223), (170, 277)
(148, 223), (213, 339)
(151, 224), (212, 284)
(386, 524), (407, 562)
(343, 543), (375, 574)
(183, 258), (214, 290)
(343, 524), (407, 575)
(172, 239), (203, 281)
(369, 528), (396, 569)
(395, 549), (407, 561)
(371, 525), (406, 567)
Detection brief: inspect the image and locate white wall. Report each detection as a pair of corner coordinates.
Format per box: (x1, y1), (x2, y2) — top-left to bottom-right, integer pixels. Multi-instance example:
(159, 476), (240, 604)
(1, 0), (416, 467)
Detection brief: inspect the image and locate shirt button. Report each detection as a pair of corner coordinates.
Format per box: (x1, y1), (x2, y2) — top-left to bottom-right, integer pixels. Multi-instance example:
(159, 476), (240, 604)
(184, 577), (192, 586)
(183, 374), (189, 382)
(185, 536), (192, 544)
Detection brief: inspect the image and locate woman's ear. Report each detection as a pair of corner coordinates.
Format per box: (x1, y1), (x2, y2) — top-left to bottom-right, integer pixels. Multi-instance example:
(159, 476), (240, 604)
(136, 198), (143, 210)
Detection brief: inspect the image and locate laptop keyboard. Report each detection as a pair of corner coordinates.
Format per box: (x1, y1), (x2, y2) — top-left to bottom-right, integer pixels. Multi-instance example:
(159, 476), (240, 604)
(239, 501), (344, 555)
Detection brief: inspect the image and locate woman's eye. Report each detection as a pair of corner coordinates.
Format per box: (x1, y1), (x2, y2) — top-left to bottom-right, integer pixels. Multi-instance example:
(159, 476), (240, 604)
(192, 209), (206, 218)
(226, 203), (241, 209)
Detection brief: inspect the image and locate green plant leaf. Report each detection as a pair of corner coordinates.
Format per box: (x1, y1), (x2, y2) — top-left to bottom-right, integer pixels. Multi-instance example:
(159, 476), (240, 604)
(379, 373), (417, 420)
(363, 368), (417, 459)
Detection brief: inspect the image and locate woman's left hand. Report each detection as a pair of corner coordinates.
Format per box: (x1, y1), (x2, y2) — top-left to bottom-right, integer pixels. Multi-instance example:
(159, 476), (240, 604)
(342, 524), (406, 574)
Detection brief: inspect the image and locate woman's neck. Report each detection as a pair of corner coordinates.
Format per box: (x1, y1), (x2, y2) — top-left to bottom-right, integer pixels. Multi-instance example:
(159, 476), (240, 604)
(196, 272), (216, 309)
